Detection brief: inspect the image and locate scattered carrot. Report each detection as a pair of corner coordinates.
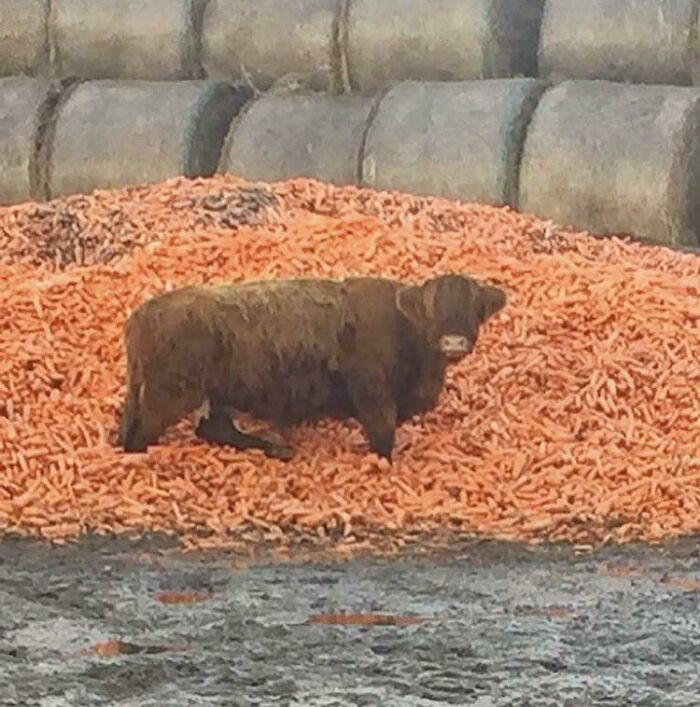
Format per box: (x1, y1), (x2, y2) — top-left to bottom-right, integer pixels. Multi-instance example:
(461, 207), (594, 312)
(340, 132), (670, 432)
(154, 591), (213, 605)
(659, 576), (700, 592)
(0, 174), (699, 551)
(305, 613), (431, 627)
(515, 606), (573, 620)
(75, 640), (188, 657)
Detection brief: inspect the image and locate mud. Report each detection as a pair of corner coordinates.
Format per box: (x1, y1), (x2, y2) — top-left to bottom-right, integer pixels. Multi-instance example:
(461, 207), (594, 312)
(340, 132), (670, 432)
(1, 535), (700, 706)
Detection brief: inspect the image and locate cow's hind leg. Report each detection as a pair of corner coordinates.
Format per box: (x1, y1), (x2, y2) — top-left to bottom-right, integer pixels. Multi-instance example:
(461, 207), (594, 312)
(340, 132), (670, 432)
(195, 404), (293, 461)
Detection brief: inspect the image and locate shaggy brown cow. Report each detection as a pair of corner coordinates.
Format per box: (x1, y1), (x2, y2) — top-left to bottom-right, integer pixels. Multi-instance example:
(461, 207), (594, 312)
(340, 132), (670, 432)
(118, 274), (506, 460)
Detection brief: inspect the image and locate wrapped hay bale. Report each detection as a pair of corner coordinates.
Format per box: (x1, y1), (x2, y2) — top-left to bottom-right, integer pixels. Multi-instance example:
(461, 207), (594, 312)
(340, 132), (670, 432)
(539, 0), (699, 86)
(0, 77), (48, 204)
(48, 80), (252, 199)
(0, 77), (76, 205)
(361, 79), (547, 206)
(49, 0), (206, 80)
(219, 92), (375, 185)
(0, 0), (50, 76)
(201, 0), (338, 92)
(345, 0), (545, 92)
(519, 80), (700, 247)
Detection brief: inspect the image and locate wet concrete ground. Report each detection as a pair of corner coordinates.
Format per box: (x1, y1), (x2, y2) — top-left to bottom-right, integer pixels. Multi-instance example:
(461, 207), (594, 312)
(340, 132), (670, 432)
(1, 535), (700, 706)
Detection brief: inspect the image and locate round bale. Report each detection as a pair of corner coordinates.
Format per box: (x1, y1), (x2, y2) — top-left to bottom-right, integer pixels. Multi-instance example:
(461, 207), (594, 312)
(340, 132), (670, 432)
(49, 0), (204, 80)
(361, 79), (547, 206)
(201, 0), (338, 92)
(48, 80), (252, 199)
(0, 77), (71, 205)
(344, 0), (545, 92)
(539, 0), (698, 86)
(219, 93), (375, 185)
(519, 80), (700, 247)
(0, 0), (49, 76)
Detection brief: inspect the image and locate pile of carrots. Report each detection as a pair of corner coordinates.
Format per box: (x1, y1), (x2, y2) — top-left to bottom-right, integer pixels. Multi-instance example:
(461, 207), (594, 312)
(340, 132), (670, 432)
(0, 175), (699, 551)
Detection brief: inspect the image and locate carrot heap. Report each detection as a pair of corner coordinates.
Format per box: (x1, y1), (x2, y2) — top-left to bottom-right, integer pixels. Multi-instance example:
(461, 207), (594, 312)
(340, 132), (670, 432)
(0, 175), (699, 550)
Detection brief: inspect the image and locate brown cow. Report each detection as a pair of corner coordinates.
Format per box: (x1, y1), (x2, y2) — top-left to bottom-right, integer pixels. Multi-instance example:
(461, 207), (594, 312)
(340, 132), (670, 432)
(118, 274), (506, 460)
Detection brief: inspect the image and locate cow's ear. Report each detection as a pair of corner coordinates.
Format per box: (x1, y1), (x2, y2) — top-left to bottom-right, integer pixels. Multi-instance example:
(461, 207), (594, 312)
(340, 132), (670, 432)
(478, 284), (506, 322)
(396, 285), (426, 327)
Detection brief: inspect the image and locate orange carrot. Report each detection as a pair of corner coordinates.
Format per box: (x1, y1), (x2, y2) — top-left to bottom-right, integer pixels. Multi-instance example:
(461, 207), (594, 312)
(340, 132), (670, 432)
(0, 174), (698, 550)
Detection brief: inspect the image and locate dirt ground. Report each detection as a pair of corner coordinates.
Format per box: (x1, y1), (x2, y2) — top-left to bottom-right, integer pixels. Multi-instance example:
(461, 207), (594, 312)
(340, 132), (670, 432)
(1, 535), (700, 706)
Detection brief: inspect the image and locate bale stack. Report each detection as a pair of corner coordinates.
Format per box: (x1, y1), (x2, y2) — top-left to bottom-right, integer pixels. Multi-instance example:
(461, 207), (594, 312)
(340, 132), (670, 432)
(0, 0), (50, 77)
(219, 91), (375, 185)
(539, 0), (700, 86)
(201, 0), (340, 92)
(344, 0), (545, 92)
(47, 80), (252, 199)
(361, 79), (547, 206)
(519, 80), (700, 247)
(219, 79), (548, 204)
(48, 0), (206, 80)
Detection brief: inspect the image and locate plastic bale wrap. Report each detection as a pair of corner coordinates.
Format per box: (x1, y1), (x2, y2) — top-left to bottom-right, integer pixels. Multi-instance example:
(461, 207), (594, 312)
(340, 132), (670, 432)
(0, 0), (49, 76)
(539, 0), (699, 86)
(519, 80), (700, 247)
(361, 79), (547, 206)
(201, 0), (338, 92)
(344, 0), (545, 92)
(48, 80), (252, 199)
(49, 0), (206, 80)
(219, 92), (375, 185)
